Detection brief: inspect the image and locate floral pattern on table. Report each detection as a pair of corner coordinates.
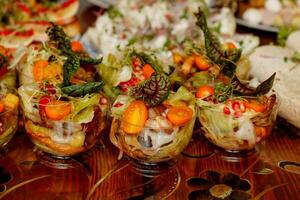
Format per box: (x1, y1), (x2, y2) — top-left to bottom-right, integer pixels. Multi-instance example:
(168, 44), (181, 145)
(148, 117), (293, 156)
(187, 170), (252, 200)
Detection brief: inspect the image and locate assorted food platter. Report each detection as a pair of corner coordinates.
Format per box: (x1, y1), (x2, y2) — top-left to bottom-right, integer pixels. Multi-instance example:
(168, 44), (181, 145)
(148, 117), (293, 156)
(0, 1), (299, 198)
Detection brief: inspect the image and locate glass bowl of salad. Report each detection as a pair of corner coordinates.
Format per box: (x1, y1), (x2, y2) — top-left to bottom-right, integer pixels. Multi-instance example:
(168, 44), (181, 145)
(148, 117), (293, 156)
(19, 83), (109, 156)
(196, 81), (279, 151)
(0, 88), (19, 149)
(110, 81), (196, 166)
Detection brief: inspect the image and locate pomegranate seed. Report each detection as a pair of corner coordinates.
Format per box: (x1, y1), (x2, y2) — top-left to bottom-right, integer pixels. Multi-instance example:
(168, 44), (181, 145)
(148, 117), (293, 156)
(234, 111), (242, 118)
(232, 101), (241, 111)
(39, 95), (52, 109)
(223, 106), (231, 115)
(132, 57), (142, 68)
(100, 97), (108, 104)
(114, 103), (123, 107)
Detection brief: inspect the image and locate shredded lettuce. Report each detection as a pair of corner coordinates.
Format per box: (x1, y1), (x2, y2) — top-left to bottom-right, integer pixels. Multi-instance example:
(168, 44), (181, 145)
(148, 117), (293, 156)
(111, 95), (134, 118)
(68, 94), (100, 123)
(168, 86), (195, 105)
(190, 71), (213, 88)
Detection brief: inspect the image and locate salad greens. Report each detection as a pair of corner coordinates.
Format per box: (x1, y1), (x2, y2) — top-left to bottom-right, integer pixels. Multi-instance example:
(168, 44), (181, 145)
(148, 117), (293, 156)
(130, 73), (171, 106)
(195, 8), (241, 78)
(69, 93), (101, 123)
(62, 82), (104, 97)
(45, 24), (103, 95)
(168, 86), (195, 105)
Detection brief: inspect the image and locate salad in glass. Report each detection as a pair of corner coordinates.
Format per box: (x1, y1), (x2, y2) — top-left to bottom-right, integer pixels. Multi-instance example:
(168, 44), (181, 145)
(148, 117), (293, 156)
(0, 45), (20, 148)
(107, 49), (196, 163)
(190, 9), (279, 151)
(18, 24), (108, 156)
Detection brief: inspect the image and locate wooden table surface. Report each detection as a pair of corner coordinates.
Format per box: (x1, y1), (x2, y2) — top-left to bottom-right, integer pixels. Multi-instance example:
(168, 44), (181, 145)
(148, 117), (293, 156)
(0, 117), (299, 200)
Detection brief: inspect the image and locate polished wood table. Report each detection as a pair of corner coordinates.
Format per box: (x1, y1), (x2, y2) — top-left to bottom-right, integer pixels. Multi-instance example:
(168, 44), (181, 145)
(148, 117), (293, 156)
(0, 118), (299, 200)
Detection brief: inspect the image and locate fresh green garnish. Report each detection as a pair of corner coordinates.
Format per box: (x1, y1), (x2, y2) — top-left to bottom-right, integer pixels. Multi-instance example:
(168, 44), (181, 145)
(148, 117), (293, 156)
(130, 73), (171, 106)
(214, 82), (234, 102)
(46, 24), (102, 86)
(61, 82), (104, 97)
(232, 73), (276, 96)
(195, 9), (241, 78)
(62, 53), (80, 86)
(107, 6), (123, 19)
(277, 26), (296, 46)
(291, 52), (300, 63)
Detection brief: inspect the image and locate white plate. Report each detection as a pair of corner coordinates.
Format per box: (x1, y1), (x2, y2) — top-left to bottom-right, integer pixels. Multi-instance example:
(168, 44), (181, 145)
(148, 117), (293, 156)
(236, 18), (279, 33)
(86, 0), (115, 8)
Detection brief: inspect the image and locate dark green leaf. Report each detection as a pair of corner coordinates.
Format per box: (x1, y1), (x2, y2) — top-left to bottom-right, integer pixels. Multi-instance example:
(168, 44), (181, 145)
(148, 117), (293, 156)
(79, 56), (103, 65)
(195, 9), (241, 78)
(46, 23), (71, 54)
(255, 73), (276, 95)
(61, 82), (104, 97)
(63, 53), (80, 86)
(130, 73), (170, 106)
(134, 52), (163, 72)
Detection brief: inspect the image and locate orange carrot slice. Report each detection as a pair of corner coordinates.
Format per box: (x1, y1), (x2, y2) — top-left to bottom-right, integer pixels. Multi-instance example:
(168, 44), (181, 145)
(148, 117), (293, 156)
(142, 64), (155, 79)
(167, 106), (193, 126)
(243, 100), (267, 113)
(194, 55), (210, 70)
(195, 85), (214, 99)
(45, 100), (72, 121)
(122, 100), (148, 134)
(33, 60), (48, 81)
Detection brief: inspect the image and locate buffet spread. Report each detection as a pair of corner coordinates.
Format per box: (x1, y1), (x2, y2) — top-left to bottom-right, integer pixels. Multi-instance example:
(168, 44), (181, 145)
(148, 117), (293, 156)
(0, 0), (299, 200)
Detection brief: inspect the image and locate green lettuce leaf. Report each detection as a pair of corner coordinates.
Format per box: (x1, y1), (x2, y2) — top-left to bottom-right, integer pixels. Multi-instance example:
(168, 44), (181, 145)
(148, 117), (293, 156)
(168, 86), (195, 105)
(68, 94), (100, 123)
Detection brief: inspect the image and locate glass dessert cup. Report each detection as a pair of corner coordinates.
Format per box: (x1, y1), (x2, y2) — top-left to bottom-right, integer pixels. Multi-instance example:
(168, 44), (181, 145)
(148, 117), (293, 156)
(197, 92), (279, 155)
(0, 92), (19, 149)
(18, 84), (108, 167)
(110, 105), (196, 176)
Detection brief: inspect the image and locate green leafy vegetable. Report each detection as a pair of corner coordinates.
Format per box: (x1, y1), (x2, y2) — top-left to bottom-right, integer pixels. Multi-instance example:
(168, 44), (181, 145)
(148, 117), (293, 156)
(254, 73), (276, 95)
(277, 26), (296, 46)
(62, 53), (80, 86)
(130, 73), (170, 106)
(232, 73), (276, 96)
(214, 82), (234, 102)
(79, 56), (103, 65)
(195, 8), (241, 78)
(46, 24), (72, 54)
(69, 93), (100, 122)
(46, 24), (102, 86)
(62, 82), (104, 97)
(168, 86), (195, 105)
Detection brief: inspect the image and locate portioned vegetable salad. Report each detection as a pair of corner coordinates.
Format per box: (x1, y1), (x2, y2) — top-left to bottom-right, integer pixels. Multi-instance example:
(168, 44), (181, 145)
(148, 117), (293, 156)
(18, 24), (108, 156)
(191, 10), (279, 151)
(109, 49), (196, 163)
(0, 88), (19, 148)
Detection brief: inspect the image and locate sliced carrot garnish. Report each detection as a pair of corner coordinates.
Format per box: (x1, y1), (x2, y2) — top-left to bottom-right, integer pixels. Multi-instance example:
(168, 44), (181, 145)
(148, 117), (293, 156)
(33, 60), (48, 81)
(194, 55), (210, 70)
(142, 64), (155, 79)
(167, 106), (193, 126)
(122, 100), (148, 134)
(45, 100), (72, 121)
(243, 100), (267, 113)
(195, 85), (214, 99)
